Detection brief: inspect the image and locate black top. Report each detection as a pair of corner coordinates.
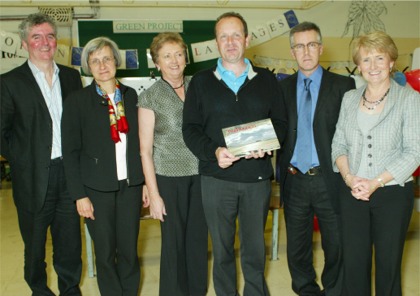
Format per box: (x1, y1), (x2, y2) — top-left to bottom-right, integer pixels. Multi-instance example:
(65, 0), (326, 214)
(183, 65), (287, 183)
(0, 62), (83, 211)
(62, 81), (144, 200)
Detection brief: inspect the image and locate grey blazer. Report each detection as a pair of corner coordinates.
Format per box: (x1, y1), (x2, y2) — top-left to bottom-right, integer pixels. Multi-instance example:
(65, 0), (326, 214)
(332, 79), (420, 185)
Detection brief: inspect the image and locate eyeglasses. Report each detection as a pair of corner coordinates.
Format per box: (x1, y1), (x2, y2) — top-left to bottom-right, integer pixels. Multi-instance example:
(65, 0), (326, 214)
(89, 56), (115, 67)
(292, 42), (321, 52)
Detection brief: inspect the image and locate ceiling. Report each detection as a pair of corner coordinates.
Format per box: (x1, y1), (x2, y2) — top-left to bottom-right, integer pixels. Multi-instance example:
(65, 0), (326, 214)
(0, 0), (325, 10)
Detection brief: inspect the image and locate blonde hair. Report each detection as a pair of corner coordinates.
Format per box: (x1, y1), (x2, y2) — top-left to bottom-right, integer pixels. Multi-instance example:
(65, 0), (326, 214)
(351, 31), (398, 65)
(149, 32), (187, 64)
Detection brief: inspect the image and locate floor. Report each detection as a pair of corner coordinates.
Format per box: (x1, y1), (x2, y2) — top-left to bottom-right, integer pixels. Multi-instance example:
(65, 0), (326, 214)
(1, 179), (419, 296)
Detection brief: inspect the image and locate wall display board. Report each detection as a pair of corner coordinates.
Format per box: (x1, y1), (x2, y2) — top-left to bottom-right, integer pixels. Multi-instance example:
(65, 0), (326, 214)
(78, 20), (216, 77)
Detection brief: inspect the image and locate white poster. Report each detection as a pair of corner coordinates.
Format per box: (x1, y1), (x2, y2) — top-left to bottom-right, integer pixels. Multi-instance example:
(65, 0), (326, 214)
(0, 31), (20, 54)
(191, 39), (219, 63)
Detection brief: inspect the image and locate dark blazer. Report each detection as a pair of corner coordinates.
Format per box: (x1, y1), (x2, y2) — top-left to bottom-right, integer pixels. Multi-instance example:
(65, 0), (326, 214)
(0, 61), (83, 212)
(61, 81), (144, 201)
(278, 68), (355, 212)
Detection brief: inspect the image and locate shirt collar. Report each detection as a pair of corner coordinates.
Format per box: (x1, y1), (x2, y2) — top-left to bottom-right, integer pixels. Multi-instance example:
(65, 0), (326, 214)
(298, 65), (322, 87)
(28, 59), (60, 77)
(217, 58), (250, 76)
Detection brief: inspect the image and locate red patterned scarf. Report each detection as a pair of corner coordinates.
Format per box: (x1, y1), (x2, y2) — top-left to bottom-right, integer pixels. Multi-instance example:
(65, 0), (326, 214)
(95, 80), (129, 143)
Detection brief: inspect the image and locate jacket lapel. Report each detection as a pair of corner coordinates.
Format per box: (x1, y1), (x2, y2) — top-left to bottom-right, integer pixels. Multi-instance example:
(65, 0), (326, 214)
(314, 68), (329, 121)
(19, 62), (50, 115)
(288, 74), (298, 121)
(370, 79), (398, 129)
(348, 80), (399, 131)
(58, 65), (68, 100)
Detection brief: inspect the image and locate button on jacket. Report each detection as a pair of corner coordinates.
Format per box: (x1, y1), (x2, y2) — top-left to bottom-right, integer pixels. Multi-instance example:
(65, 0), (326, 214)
(332, 79), (420, 185)
(61, 81), (144, 200)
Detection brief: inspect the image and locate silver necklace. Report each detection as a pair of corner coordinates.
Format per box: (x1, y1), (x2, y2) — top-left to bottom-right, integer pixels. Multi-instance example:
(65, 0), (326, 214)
(362, 88), (390, 110)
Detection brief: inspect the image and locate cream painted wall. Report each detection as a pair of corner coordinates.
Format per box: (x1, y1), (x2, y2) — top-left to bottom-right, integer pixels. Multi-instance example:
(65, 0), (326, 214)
(1, 1), (419, 75)
(245, 1), (419, 74)
(246, 37), (419, 75)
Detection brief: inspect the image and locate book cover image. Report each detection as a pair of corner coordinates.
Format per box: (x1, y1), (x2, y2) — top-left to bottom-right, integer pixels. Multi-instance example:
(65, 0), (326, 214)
(222, 118), (280, 157)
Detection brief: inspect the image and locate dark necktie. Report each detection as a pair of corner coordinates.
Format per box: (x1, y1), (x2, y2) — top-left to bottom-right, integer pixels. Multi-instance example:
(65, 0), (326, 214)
(296, 78), (312, 174)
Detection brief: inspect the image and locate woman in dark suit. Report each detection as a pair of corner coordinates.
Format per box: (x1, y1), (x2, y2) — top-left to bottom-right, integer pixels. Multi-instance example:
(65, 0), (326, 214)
(62, 37), (144, 296)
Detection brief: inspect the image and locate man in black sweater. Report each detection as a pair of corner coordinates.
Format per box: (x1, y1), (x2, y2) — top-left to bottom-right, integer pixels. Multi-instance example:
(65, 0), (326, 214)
(183, 11), (286, 296)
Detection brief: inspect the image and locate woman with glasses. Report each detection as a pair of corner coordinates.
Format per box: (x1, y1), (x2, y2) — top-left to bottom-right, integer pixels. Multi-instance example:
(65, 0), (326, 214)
(62, 36), (144, 296)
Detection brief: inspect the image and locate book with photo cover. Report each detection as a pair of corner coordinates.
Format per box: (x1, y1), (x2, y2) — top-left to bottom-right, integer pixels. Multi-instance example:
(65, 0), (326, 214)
(222, 118), (280, 157)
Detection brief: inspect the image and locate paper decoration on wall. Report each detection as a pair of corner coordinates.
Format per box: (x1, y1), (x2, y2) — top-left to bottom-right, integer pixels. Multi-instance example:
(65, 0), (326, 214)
(71, 47), (139, 69)
(16, 48), (28, 59)
(191, 10), (299, 63)
(126, 50), (139, 69)
(249, 10), (298, 47)
(54, 44), (70, 65)
(2, 12), (299, 70)
(284, 10), (299, 28)
(342, 0), (387, 40)
(253, 54), (297, 72)
(0, 31), (20, 55)
(71, 47), (83, 66)
(146, 49), (155, 68)
(113, 20), (183, 33)
(122, 49), (139, 69)
(191, 39), (219, 63)
(0, 30), (36, 73)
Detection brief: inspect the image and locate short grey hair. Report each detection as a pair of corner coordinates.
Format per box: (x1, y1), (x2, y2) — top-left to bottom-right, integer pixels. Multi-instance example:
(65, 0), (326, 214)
(81, 37), (122, 75)
(18, 13), (57, 42)
(289, 21), (322, 47)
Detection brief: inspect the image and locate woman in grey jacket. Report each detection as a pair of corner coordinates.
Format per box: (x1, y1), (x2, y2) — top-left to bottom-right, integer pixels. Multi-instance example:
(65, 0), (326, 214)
(331, 31), (420, 296)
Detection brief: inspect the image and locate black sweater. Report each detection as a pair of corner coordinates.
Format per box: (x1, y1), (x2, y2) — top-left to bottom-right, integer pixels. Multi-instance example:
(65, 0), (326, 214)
(182, 65), (287, 183)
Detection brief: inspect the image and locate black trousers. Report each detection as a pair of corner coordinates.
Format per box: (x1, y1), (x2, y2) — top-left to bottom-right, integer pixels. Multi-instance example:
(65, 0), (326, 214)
(283, 172), (342, 296)
(201, 175), (271, 296)
(16, 158), (82, 296)
(339, 181), (414, 296)
(85, 181), (142, 296)
(157, 174), (208, 296)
